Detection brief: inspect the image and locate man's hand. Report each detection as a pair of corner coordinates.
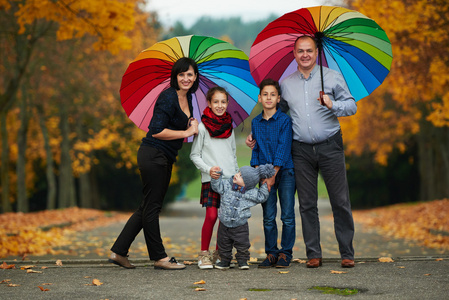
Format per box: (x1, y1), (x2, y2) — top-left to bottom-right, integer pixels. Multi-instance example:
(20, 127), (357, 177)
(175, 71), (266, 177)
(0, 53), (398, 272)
(245, 134), (256, 150)
(318, 93), (333, 109)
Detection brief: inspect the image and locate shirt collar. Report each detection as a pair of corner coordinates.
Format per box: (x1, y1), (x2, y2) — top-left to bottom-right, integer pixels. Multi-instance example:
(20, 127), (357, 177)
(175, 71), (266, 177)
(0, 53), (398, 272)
(297, 65), (319, 80)
(256, 108), (281, 122)
(232, 183), (247, 193)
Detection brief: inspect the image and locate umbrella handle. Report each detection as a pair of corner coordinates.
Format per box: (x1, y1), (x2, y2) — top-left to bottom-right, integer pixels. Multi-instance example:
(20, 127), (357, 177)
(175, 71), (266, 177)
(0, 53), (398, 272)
(319, 91), (325, 106)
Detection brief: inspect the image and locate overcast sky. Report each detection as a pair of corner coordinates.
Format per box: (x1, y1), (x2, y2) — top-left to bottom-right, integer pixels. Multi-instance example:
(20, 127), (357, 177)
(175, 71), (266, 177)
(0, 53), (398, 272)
(147, 0), (329, 27)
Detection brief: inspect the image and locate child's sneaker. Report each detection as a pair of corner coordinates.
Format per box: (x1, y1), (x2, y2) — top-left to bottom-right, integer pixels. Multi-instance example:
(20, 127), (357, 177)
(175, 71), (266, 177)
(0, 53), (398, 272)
(258, 254), (278, 268)
(238, 260), (249, 270)
(214, 260), (230, 270)
(197, 251), (213, 269)
(212, 249), (221, 265)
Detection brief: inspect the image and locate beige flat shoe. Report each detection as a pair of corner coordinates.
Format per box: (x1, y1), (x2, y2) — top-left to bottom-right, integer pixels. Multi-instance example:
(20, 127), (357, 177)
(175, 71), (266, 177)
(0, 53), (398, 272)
(154, 257), (186, 270)
(108, 252), (136, 269)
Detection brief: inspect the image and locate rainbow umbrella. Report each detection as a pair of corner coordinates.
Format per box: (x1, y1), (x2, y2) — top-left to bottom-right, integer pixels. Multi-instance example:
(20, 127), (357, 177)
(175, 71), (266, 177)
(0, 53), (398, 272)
(249, 6), (393, 101)
(121, 35), (259, 139)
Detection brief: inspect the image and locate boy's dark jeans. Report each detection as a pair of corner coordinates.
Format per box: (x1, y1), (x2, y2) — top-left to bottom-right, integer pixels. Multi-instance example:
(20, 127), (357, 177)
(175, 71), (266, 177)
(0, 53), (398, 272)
(217, 222), (250, 262)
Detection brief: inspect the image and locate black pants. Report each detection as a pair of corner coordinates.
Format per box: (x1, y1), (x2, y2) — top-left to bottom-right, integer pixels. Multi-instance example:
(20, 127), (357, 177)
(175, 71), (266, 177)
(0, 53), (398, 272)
(111, 145), (173, 261)
(217, 221), (251, 262)
(292, 131), (354, 260)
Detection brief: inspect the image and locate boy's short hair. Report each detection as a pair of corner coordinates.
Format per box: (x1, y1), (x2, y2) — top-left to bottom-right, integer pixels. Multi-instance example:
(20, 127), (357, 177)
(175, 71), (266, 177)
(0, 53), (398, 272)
(206, 86), (229, 102)
(259, 78), (281, 96)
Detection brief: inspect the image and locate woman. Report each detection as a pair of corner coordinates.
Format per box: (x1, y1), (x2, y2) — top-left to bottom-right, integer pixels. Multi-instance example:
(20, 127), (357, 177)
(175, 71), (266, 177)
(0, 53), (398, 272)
(109, 57), (200, 270)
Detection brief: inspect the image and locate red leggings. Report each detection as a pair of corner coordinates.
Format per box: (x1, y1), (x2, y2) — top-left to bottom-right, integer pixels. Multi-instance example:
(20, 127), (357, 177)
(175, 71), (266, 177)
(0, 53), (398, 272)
(201, 206), (219, 251)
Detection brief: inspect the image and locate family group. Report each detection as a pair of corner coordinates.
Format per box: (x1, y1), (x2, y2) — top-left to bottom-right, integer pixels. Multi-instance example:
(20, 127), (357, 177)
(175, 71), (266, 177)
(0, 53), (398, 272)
(108, 36), (357, 271)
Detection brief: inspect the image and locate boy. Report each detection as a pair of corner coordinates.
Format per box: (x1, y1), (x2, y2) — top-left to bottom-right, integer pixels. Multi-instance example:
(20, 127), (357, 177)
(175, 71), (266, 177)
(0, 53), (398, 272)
(211, 164), (275, 270)
(250, 78), (296, 268)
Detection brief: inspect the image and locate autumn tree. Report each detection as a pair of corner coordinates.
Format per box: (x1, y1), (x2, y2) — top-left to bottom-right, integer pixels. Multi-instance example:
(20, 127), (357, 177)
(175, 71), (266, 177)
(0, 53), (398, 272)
(0, 0), (139, 212)
(341, 0), (449, 201)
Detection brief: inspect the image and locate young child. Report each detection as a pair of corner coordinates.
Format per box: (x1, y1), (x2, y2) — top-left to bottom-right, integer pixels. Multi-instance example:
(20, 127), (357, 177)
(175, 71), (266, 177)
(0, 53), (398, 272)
(250, 78), (296, 268)
(211, 164), (275, 270)
(190, 86), (239, 269)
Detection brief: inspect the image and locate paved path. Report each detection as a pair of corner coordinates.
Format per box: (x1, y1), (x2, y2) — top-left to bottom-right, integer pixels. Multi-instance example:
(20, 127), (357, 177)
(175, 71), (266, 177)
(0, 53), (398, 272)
(2, 199), (448, 299)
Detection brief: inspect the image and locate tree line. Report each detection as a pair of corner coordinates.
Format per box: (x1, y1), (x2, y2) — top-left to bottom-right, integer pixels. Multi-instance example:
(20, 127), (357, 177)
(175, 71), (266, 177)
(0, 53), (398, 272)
(1, 0), (448, 214)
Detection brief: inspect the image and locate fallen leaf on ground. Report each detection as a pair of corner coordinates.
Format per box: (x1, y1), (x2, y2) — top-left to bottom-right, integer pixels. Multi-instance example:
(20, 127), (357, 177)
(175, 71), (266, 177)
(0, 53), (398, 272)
(27, 269), (43, 273)
(0, 279), (11, 284)
(7, 283), (20, 287)
(38, 286), (50, 291)
(92, 279), (103, 286)
(0, 262), (15, 269)
(194, 280), (206, 284)
(183, 261), (194, 265)
(249, 257), (258, 262)
(279, 271), (289, 274)
(84, 276), (92, 278)
(436, 258), (444, 261)
(424, 274), (431, 276)
(378, 257), (394, 263)
(330, 270), (347, 274)
(41, 266), (48, 269)
(55, 260), (63, 266)
(42, 283), (53, 285)
(21, 265), (35, 270)
(292, 259), (306, 264)
(397, 266), (406, 269)
(195, 288), (206, 291)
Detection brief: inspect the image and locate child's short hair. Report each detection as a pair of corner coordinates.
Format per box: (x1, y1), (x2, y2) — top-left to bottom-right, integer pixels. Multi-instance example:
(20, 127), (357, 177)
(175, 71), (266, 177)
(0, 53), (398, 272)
(206, 86), (229, 102)
(259, 78), (281, 96)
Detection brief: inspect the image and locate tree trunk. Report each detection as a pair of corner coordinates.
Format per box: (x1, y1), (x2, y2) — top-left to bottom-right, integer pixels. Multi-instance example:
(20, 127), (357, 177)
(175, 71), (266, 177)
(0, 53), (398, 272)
(79, 172), (92, 208)
(16, 89), (30, 212)
(1, 110), (12, 213)
(36, 105), (57, 210)
(58, 105), (76, 208)
(417, 118), (449, 201)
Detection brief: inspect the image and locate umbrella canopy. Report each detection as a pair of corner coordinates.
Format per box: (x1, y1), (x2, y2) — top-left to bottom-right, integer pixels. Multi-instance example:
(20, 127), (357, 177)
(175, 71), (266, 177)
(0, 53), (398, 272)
(249, 6), (393, 101)
(121, 35), (259, 137)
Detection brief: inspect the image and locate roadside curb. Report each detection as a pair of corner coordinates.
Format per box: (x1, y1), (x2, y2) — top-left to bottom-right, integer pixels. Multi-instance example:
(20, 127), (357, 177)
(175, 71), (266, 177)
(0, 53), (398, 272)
(3, 255), (447, 268)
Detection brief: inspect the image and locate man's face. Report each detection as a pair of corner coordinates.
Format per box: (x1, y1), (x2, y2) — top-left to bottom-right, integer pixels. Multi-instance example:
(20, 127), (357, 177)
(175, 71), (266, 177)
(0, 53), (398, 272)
(293, 37), (318, 72)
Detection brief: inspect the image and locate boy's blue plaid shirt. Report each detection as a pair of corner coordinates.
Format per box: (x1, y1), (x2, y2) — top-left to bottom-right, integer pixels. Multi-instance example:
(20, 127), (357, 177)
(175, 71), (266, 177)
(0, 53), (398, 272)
(250, 109), (294, 170)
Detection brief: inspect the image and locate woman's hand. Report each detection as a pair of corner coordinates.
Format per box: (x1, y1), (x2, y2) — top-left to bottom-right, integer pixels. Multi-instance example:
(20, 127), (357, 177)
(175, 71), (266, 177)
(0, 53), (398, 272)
(186, 118), (199, 137)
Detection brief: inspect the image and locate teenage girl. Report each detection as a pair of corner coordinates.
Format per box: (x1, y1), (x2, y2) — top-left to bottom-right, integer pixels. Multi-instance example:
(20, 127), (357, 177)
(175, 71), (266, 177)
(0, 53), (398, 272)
(190, 86), (239, 269)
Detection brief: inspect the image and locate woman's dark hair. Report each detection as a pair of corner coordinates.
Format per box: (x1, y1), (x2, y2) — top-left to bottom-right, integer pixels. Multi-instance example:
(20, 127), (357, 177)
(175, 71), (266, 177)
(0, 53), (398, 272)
(206, 86), (229, 102)
(170, 57), (200, 93)
(259, 78), (281, 96)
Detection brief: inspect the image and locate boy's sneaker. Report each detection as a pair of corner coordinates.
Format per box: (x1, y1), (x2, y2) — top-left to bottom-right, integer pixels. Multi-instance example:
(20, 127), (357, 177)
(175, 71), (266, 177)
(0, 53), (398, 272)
(275, 253), (291, 268)
(211, 249), (221, 265)
(214, 260), (230, 270)
(258, 254), (278, 268)
(197, 251), (213, 269)
(238, 260), (249, 270)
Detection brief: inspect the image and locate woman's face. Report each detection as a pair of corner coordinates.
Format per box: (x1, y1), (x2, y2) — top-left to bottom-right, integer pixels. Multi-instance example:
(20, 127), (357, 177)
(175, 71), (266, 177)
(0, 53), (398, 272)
(177, 65), (197, 92)
(208, 92), (229, 117)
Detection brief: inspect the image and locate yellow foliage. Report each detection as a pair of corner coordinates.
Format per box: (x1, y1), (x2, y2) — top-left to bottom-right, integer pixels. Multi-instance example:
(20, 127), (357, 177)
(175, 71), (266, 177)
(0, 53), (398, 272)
(15, 0), (138, 54)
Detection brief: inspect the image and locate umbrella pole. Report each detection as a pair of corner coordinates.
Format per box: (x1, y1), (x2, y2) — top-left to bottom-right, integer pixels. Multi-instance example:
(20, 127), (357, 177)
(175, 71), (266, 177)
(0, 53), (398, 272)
(318, 45), (325, 106)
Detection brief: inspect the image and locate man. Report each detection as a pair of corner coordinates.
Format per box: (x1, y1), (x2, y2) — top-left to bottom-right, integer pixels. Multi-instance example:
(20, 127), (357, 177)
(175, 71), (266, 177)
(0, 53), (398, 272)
(282, 36), (357, 268)
(247, 35), (357, 268)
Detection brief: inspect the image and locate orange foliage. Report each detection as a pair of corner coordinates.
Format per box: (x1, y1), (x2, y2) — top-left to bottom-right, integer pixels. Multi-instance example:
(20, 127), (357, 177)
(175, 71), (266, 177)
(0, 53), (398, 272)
(342, 0), (449, 164)
(353, 199), (449, 250)
(0, 207), (130, 258)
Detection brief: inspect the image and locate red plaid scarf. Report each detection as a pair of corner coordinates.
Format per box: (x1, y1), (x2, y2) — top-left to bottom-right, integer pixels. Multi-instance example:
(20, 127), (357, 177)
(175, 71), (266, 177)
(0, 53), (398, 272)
(201, 107), (233, 139)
